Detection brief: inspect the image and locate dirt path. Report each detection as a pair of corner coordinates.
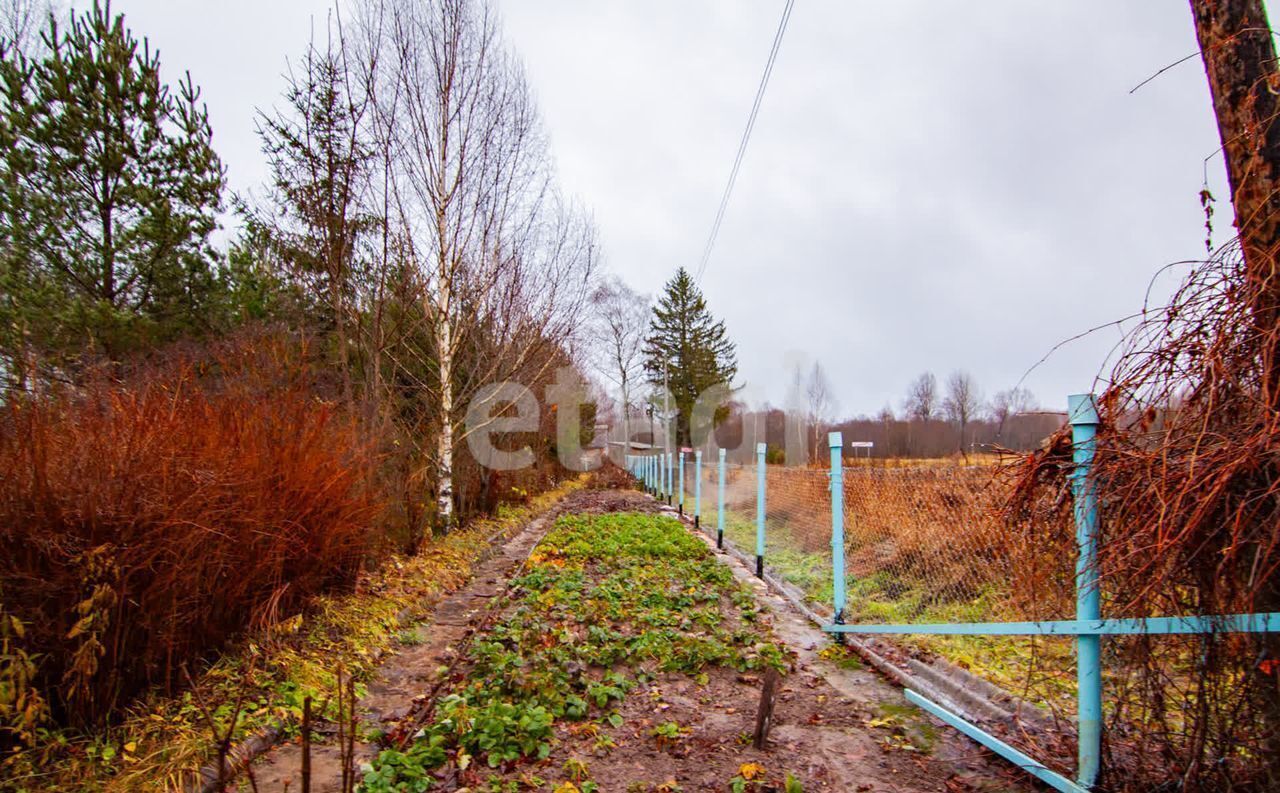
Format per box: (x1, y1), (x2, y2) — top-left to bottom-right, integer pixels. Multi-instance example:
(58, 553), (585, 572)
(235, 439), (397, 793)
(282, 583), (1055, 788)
(244, 486), (1031, 792)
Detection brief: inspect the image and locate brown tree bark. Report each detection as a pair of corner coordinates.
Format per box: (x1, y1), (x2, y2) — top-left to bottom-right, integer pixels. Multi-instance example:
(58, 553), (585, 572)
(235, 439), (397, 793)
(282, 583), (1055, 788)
(1191, 4), (1280, 784)
(1191, 1), (1280, 345)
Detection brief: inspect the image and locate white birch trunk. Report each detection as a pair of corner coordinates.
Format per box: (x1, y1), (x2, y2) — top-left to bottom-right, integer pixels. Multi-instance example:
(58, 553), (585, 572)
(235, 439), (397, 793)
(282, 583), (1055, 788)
(435, 308), (455, 532)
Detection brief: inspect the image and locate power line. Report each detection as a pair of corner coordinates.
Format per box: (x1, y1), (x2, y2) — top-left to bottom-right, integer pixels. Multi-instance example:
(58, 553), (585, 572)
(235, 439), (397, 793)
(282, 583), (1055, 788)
(695, 0), (796, 283)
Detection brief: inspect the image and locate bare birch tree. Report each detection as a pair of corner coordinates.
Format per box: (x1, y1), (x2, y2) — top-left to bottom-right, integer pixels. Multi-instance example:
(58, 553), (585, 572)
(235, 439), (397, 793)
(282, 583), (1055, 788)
(805, 361), (836, 464)
(589, 276), (648, 460)
(370, 0), (595, 531)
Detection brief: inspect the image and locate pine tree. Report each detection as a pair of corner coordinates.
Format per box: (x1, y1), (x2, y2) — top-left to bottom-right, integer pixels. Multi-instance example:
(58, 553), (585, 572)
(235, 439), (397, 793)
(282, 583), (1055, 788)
(0, 0), (224, 373)
(643, 267), (738, 446)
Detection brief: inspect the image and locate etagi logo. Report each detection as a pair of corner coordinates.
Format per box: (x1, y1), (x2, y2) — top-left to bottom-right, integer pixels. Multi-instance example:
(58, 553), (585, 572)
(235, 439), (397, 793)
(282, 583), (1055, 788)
(463, 367), (810, 472)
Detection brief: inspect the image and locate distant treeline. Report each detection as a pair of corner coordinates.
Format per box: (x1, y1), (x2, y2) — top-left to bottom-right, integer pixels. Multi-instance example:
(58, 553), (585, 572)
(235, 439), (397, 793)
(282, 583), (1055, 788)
(705, 407), (1062, 465)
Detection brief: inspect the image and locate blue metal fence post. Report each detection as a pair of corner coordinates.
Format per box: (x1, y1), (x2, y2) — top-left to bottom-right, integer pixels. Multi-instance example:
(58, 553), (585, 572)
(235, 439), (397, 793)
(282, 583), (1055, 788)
(755, 442), (766, 578)
(678, 451), (685, 516)
(694, 450), (702, 530)
(1069, 393), (1102, 789)
(666, 452), (673, 505)
(717, 448), (726, 549)
(829, 432), (846, 627)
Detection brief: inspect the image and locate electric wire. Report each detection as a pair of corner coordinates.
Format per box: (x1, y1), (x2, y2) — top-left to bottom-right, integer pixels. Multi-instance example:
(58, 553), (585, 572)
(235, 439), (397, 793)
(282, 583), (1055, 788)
(694, 0), (796, 282)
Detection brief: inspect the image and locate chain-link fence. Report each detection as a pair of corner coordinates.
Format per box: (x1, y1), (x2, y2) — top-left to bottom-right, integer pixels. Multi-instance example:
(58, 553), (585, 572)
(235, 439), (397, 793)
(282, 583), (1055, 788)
(841, 465), (1072, 622)
(632, 407), (1280, 791)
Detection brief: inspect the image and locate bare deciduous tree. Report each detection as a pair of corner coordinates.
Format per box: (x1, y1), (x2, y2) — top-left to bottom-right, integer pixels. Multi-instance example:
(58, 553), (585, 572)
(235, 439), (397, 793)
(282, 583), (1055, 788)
(0, 0), (59, 55)
(942, 369), (982, 457)
(903, 371), (938, 422)
(989, 386), (1036, 438)
(805, 361), (836, 464)
(369, 0), (595, 531)
(589, 276), (648, 460)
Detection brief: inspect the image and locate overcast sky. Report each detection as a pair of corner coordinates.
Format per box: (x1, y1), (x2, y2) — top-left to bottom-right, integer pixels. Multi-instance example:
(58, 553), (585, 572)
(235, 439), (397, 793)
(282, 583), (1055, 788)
(87, 0), (1243, 418)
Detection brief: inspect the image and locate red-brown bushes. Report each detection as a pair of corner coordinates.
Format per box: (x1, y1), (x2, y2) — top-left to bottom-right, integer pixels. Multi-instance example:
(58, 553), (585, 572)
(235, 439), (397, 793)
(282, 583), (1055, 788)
(0, 345), (381, 728)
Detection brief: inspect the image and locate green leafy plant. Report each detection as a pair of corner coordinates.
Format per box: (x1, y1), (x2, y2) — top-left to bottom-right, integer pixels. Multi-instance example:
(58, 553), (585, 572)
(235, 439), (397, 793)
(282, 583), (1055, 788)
(357, 734), (447, 792)
(650, 720), (689, 750)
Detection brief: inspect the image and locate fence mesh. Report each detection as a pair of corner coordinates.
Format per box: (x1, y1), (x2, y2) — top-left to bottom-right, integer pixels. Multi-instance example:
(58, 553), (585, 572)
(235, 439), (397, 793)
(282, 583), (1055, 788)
(654, 454), (1080, 730)
(841, 465), (1072, 623)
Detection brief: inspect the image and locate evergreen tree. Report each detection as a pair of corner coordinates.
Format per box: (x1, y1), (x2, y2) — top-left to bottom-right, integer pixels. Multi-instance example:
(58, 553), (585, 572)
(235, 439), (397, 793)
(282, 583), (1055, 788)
(643, 267), (738, 446)
(249, 26), (375, 403)
(0, 0), (224, 376)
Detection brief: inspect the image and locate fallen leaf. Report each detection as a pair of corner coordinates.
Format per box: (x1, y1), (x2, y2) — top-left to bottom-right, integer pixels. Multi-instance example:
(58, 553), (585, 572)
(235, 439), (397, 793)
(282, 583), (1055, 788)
(739, 762), (766, 780)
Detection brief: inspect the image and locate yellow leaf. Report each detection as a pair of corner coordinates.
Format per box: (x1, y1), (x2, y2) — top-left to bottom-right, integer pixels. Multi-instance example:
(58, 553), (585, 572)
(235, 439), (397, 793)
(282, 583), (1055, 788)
(123, 741), (137, 753)
(739, 762), (766, 780)
(66, 615), (95, 640)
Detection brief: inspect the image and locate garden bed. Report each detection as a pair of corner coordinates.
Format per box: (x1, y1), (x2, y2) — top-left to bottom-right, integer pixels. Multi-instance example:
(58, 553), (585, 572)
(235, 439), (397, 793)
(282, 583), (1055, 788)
(362, 493), (1028, 792)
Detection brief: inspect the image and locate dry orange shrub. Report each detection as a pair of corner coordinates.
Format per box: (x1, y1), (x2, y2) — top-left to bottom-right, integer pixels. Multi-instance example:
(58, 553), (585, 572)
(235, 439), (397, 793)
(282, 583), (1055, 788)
(0, 340), (381, 728)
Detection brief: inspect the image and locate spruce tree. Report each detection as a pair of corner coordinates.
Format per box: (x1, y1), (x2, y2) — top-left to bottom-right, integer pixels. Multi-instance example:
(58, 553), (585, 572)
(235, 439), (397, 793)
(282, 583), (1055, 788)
(250, 28), (375, 403)
(643, 267), (738, 446)
(0, 1), (224, 373)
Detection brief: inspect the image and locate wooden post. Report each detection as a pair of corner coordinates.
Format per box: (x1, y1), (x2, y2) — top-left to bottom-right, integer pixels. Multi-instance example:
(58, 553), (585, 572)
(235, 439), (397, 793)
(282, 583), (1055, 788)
(752, 668), (779, 749)
(300, 696), (312, 793)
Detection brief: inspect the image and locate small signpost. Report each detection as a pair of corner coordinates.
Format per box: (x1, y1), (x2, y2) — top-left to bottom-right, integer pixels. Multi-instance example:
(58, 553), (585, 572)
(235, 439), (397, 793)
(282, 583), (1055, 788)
(847, 440), (874, 461)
